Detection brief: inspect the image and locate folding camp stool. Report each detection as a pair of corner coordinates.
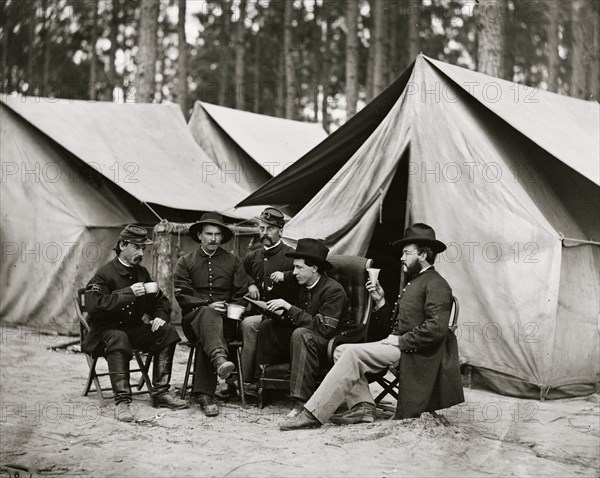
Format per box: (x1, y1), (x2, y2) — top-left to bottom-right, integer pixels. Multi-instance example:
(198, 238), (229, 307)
(75, 288), (154, 404)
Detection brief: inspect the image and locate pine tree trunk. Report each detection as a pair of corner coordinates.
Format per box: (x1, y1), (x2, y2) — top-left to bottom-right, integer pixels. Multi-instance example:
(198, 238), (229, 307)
(41, 0), (50, 90)
(2, 0), (12, 91)
(388, 2), (399, 83)
(345, 0), (359, 119)
(475, 0), (506, 78)
(177, 0), (188, 114)
(321, 17), (331, 132)
(407, 0), (420, 62)
(545, 0), (560, 92)
(570, 0), (587, 98)
(253, 34), (261, 113)
(366, 40), (374, 102)
(283, 1), (295, 119)
(27, 2), (35, 90)
(372, 0), (386, 97)
(107, 0), (119, 99)
(503, 0), (514, 81)
(219, 0), (231, 106)
(590, 3), (600, 101)
(275, 48), (285, 117)
(313, 0), (320, 122)
(137, 0), (159, 103)
(89, 0), (98, 100)
(234, 0), (247, 109)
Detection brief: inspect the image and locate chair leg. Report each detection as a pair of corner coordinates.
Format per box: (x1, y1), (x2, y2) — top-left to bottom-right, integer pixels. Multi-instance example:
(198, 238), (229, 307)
(133, 351), (153, 395)
(137, 353), (153, 391)
(181, 346), (195, 400)
(236, 346), (245, 406)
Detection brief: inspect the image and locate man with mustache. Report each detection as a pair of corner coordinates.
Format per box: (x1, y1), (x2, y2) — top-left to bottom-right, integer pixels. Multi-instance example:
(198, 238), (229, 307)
(173, 212), (251, 416)
(280, 223), (464, 430)
(239, 207), (296, 395)
(83, 225), (188, 422)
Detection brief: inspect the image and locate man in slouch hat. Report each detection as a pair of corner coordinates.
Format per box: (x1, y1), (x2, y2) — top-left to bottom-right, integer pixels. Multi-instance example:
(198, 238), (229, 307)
(173, 212), (250, 416)
(83, 225), (188, 422)
(258, 238), (351, 418)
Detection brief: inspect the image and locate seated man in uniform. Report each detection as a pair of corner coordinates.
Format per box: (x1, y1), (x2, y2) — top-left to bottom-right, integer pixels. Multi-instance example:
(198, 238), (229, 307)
(173, 212), (250, 416)
(258, 238), (351, 417)
(279, 224), (464, 430)
(83, 225), (188, 422)
(240, 207), (296, 394)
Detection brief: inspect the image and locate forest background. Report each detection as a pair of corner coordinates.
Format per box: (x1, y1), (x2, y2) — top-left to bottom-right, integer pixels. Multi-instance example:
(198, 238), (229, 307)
(1, 0), (598, 132)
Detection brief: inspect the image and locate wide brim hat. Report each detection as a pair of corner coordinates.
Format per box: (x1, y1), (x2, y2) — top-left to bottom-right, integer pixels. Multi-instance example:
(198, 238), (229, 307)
(285, 238), (333, 270)
(189, 212), (233, 244)
(119, 225), (154, 245)
(255, 206), (286, 228)
(392, 223), (446, 253)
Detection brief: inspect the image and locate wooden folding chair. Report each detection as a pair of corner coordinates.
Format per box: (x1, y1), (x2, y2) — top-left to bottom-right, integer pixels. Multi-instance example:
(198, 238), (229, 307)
(373, 295), (460, 411)
(75, 288), (154, 403)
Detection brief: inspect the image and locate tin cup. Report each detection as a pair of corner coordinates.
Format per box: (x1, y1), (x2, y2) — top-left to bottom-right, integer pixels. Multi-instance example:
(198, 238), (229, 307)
(366, 268), (380, 284)
(144, 282), (159, 294)
(227, 303), (245, 321)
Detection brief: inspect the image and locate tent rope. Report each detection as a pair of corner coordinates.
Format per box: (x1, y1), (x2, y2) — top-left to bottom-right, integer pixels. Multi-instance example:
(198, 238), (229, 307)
(143, 202), (163, 221)
(558, 233), (600, 247)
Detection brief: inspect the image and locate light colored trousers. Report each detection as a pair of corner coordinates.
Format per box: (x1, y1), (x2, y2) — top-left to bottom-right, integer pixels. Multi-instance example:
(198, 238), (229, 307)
(240, 315), (262, 382)
(305, 340), (401, 423)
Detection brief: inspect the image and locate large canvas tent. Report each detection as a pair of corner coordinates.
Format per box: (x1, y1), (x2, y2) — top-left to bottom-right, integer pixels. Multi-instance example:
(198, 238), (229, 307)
(237, 55), (600, 399)
(188, 101), (328, 194)
(1, 96), (261, 333)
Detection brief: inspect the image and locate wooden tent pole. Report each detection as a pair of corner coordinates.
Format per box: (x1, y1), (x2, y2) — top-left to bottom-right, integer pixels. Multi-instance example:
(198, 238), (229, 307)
(153, 220), (174, 314)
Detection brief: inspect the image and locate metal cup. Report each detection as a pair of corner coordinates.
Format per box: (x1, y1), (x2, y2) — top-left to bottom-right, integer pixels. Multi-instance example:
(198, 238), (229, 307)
(366, 268), (380, 283)
(144, 282), (159, 294)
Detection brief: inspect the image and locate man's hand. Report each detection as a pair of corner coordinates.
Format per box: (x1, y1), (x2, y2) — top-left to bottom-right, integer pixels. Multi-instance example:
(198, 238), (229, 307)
(150, 318), (166, 332)
(266, 298), (291, 312)
(366, 279), (385, 309)
(130, 282), (146, 297)
(270, 271), (284, 283)
(381, 334), (399, 347)
(209, 301), (227, 313)
(247, 284), (260, 300)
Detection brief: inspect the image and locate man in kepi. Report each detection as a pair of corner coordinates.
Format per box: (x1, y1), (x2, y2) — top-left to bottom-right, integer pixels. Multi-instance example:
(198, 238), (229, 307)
(240, 207), (296, 395)
(173, 212), (250, 416)
(280, 223), (464, 430)
(258, 238), (350, 418)
(83, 225), (188, 422)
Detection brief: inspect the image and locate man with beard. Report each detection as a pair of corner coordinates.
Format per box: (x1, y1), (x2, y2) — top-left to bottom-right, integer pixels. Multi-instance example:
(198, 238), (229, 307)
(83, 225), (188, 422)
(173, 212), (250, 416)
(239, 207), (296, 394)
(259, 238), (351, 418)
(279, 223), (464, 430)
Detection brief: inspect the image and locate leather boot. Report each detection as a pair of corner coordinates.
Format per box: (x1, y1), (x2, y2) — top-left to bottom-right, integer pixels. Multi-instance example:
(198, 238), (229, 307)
(209, 347), (236, 379)
(152, 344), (189, 410)
(106, 351), (132, 406)
(106, 351), (136, 422)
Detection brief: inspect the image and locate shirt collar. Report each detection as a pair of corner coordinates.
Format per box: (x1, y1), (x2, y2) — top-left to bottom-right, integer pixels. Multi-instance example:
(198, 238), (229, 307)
(263, 240), (282, 251)
(200, 247), (220, 258)
(420, 265), (433, 274)
(306, 276), (321, 290)
(113, 256), (133, 276)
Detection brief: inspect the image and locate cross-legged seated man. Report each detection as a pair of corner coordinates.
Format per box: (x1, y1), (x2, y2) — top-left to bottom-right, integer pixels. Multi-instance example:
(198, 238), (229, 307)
(173, 212), (250, 416)
(280, 224), (464, 430)
(241, 207), (296, 395)
(257, 238), (351, 417)
(82, 225), (188, 422)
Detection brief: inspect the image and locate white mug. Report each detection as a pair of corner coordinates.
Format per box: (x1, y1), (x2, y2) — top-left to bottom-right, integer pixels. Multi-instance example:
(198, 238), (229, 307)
(144, 282), (159, 294)
(366, 268), (380, 283)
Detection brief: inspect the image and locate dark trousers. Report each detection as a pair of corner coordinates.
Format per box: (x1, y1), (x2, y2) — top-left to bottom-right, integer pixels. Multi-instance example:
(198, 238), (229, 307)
(182, 307), (237, 397)
(257, 320), (329, 402)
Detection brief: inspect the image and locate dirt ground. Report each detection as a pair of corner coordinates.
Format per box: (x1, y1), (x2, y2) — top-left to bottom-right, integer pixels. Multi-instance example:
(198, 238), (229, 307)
(0, 327), (598, 478)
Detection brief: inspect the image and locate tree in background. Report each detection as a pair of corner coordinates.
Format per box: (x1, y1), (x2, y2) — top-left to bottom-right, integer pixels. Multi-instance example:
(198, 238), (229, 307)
(136, 0), (159, 102)
(475, 0), (506, 78)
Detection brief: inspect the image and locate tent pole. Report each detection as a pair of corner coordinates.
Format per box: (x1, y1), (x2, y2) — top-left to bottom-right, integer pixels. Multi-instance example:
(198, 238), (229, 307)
(143, 202), (164, 221)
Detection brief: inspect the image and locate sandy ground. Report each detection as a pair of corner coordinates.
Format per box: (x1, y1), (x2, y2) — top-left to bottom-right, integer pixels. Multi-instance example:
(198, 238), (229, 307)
(0, 327), (598, 478)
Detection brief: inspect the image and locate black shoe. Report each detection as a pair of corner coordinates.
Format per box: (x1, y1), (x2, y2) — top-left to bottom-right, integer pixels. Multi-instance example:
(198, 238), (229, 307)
(153, 392), (190, 410)
(190, 393), (219, 417)
(330, 402), (376, 425)
(280, 409), (322, 431)
(214, 357), (236, 379)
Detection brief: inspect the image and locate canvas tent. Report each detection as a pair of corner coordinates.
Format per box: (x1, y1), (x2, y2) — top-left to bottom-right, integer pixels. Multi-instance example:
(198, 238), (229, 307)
(188, 101), (328, 194)
(1, 96), (261, 334)
(237, 55), (600, 399)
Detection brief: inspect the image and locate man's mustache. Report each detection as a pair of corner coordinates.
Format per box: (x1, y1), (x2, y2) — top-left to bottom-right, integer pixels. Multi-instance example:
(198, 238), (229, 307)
(261, 236), (273, 242)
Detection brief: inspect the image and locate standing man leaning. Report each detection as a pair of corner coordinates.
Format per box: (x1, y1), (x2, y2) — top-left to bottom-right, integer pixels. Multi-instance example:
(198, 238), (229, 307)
(173, 212), (250, 416)
(279, 223), (464, 430)
(259, 238), (351, 417)
(83, 225), (188, 422)
(240, 207), (296, 393)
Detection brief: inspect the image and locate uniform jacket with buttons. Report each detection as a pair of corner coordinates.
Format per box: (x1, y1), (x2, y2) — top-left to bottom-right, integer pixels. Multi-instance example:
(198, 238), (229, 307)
(374, 266), (464, 419)
(286, 274), (351, 340)
(82, 257), (171, 353)
(243, 242), (297, 303)
(173, 246), (250, 315)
